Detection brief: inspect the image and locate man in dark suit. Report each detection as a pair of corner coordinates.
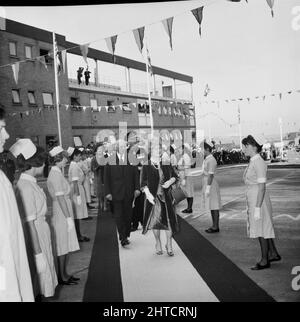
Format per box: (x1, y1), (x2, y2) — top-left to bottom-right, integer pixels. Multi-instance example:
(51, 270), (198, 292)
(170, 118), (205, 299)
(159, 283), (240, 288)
(104, 139), (140, 247)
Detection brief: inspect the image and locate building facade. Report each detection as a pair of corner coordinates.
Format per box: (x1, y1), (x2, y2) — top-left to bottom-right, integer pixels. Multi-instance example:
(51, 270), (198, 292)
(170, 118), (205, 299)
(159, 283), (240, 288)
(0, 19), (195, 150)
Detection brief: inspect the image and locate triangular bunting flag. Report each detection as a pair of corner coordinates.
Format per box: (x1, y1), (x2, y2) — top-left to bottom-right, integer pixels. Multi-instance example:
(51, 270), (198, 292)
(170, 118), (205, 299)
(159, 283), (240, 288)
(263, 95), (266, 101)
(162, 17), (174, 50)
(11, 62), (20, 84)
(191, 7), (204, 36)
(279, 93), (282, 100)
(247, 98), (250, 103)
(266, 0), (275, 17)
(105, 36), (118, 63)
(146, 47), (153, 76)
(98, 106), (102, 112)
(133, 27), (145, 54)
(80, 43), (89, 65)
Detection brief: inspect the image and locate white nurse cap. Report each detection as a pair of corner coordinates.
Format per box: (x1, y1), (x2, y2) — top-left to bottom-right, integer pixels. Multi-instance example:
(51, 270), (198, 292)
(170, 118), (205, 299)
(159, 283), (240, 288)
(49, 146), (64, 157)
(79, 147), (84, 152)
(9, 138), (37, 160)
(67, 147), (75, 156)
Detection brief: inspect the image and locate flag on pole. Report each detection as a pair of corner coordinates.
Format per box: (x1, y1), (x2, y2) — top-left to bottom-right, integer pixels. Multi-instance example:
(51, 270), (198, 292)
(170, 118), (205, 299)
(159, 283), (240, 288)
(266, 0), (275, 17)
(11, 62), (20, 84)
(105, 35), (118, 63)
(0, 7), (6, 30)
(133, 27), (145, 54)
(54, 37), (64, 75)
(238, 105), (241, 124)
(61, 50), (67, 72)
(37, 56), (48, 70)
(191, 7), (204, 36)
(162, 17), (174, 50)
(146, 47), (153, 76)
(80, 43), (89, 65)
(204, 84), (210, 97)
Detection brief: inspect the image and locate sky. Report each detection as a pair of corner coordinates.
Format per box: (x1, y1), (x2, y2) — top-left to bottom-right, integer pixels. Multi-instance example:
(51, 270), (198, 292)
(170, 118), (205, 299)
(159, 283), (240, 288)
(2, 0), (300, 143)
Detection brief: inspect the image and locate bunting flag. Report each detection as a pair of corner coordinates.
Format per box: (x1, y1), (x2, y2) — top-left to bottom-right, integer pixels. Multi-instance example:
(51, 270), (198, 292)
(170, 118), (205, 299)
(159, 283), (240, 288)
(146, 47), (153, 76)
(191, 7), (204, 36)
(11, 62), (20, 84)
(238, 105), (241, 124)
(80, 43), (90, 65)
(37, 56), (48, 70)
(204, 84), (210, 97)
(266, 0), (275, 18)
(133, 27), (145, 54)
(162, 17), (174, 50)
(279, 93), (282, 100)
(105, 35), (118, 63)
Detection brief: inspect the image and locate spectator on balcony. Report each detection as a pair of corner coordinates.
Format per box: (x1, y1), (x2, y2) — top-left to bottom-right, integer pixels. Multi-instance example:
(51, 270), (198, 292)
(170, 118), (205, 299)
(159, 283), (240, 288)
(84, 67), (91, 86)
(77, 67), (84, 85)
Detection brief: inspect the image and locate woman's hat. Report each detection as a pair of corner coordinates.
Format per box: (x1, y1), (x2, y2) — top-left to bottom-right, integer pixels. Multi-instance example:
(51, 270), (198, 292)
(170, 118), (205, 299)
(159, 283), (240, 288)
(67, 147), (75, 156)
(9, 138), (37, 160)
(49, 146), (64, 157)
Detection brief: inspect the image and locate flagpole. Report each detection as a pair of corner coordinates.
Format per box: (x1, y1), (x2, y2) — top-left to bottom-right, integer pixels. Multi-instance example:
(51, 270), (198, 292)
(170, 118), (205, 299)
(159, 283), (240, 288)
(52, 31), (62, 147)
(143, 37), (154, 139)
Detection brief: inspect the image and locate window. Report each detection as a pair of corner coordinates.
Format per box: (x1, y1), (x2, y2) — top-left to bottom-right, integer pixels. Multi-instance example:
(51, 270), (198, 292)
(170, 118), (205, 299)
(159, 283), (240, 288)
(28, 91), (36, 105)
(107, 100), (114, 106)
(158, 106), (162, 115)
(71, 97), (81, 111)
(168, 106), (172, 115)
(9, 42), (17, 56)
(163, 106), (168, 115)
(122, 103), (132, 113)
(40, 49), (52, 64)
(90, 98), (97, 108)
(138, 113), (150, 126)
(42, 93), (53, 106)
(138, 103), (146, 113)
(12, 90), (21, 104)
(25, 45), (33, 59)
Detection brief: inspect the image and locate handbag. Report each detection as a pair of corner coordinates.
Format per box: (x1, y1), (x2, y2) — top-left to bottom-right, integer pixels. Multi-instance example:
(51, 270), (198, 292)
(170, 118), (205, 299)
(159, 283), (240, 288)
(171, 185), (187, 205)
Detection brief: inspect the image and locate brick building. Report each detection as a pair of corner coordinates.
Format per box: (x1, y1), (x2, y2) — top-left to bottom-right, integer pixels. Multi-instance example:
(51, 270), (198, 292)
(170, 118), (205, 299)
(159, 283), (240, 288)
(0, 19), (195, 150)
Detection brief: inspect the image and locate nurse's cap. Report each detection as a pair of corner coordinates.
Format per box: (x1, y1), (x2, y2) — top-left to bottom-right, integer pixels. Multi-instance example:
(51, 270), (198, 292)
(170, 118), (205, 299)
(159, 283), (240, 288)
(49, 146), (64, 157)
(171, 143), (177, 150)
(67, 147), (75, 156)
(79, 147), (84, 152)
(9, 138), (37, 160)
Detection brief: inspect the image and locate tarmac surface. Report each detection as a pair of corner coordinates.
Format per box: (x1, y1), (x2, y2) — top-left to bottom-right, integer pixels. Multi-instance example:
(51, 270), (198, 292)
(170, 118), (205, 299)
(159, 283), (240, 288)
(42, 164), (300, 302)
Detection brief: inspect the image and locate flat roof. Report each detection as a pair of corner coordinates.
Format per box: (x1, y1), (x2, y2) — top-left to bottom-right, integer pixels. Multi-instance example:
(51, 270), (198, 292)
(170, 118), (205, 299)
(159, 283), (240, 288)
(4, 19), (193, 84)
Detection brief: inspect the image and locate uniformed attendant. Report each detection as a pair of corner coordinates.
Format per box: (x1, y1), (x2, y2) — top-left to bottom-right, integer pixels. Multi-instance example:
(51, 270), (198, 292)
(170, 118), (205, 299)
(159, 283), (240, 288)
(67, 148), (90, 242)
(11, 139), (58, 298)
(47, 146), (80, 285)
(203, 142), (222, 233)
(242, 135), (281, 270)
(0, 109), (34, 302)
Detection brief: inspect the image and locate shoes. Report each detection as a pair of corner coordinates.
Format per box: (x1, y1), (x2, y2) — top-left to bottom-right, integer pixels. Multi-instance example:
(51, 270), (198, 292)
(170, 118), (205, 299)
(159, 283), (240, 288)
(269, 255), (281, 263)
(82, 216), (93, 221)
(69, 276), (80, 282)
(205, 228), (220, 233)
(121, 239), (130, 247)
(182, 208), (193, 214)
(78, 236), (90, 242)
(131, 227), (138, 232)
(165, 245), (174, 257)
(251, 262), (271, 270)
(58, 278), (78, 285)
(87, 204), (96, 210)
(155, 243), (163, 255)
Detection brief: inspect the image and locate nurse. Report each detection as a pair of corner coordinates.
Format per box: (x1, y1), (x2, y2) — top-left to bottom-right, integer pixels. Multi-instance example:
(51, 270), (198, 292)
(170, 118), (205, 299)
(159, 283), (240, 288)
(242, 135), (281, 270)
(203, 142), (222, 233)
(67, 147), (90, 242)
(47, 146), (80, 285)
(0, 109), (34, 302)
(11, 139), (58, 298)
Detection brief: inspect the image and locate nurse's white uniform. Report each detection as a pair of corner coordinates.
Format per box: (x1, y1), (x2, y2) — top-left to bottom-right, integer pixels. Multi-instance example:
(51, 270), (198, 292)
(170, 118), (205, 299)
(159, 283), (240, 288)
(202, 154), (222, 211)
(68, 161), (88, 219)
(177, 153), (195, 198)
(47, 166), (80, 256)
(17, 173), (58, 297)
(0, 170), (34, 302)
(243, 154), (275, 239)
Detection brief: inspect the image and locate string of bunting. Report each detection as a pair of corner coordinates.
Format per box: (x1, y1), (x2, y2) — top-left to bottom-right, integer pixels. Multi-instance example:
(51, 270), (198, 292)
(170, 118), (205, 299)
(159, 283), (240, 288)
(6, 101), (193, 119)
(203, 89), (300, 107)
(0, 0), (276, 85)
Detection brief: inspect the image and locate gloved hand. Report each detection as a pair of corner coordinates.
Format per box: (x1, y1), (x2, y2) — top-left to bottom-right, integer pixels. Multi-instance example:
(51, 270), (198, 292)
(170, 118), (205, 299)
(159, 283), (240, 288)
(205, 185), (211, 197)
(106, 194), (112, 201)
(143, 186), (155, 205)
(34, 253), (47, 274)
(67, 217), (75, 232)
(254, 207), (261, 221)
(76, 195), (82, 205)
